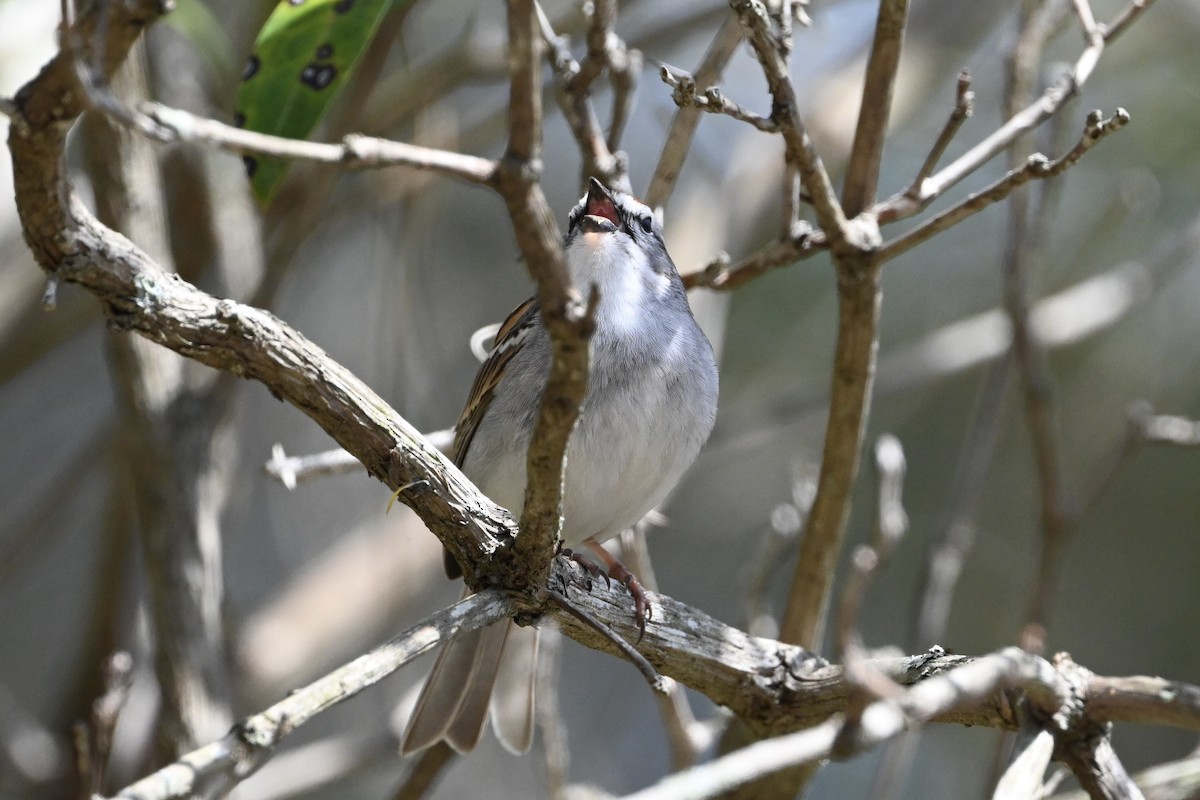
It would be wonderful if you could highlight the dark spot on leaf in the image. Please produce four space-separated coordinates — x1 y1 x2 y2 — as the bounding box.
334 0 354 12
300 63 337 90
315 43 333 60
242 54 260 81
243 155 258 177
232 112 245 128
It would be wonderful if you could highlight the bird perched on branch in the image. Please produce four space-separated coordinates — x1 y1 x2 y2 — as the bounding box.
402 178 718 755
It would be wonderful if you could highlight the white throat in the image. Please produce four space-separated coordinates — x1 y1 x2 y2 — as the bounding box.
565 234 667 332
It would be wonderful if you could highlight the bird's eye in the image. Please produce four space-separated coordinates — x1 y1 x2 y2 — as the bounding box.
638 215 653 234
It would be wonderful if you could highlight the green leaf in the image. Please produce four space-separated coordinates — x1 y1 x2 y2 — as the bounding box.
235 0 396 207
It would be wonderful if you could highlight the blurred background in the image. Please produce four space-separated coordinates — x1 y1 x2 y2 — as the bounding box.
1 0 1197 798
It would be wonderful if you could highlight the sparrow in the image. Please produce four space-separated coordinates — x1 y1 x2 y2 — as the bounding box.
401 178 718 755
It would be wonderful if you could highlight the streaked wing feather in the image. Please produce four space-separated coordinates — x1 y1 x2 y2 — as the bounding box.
451 297 539 466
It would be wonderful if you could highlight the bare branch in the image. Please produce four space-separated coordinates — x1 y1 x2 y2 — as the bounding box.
617 648 1062 800
645 14 743 210
263 431 454 490
904 70 975 201
536 1 626 190
658 64 781 133
143 104 499 183
730 0 849 242
682 226 825 291
842 0 911 215
879 109 1129 262
107 592 515 800
873 0 1156 225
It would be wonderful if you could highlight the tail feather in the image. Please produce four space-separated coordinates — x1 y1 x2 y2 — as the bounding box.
490 624 539 755
444 622 509 753
402 608 541 756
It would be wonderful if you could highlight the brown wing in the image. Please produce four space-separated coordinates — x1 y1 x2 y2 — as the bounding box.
451 297 539 468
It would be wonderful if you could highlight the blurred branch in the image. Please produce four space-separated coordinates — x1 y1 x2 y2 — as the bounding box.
841 0 910 215
80 37 234 752
877 203 1200 393
75 652 135 796
992 708 1056 800
107 592 516 800
262 444 366 490
879 108 1130 262
534 629 571 799
873 0 1156 225
1049 754 1200 800
1004 0 1077 662
1138 410 1200 448
262 429 453 489
834 435 909 663
390 743 456 800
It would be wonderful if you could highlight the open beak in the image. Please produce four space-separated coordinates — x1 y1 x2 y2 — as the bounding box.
581 177 619 234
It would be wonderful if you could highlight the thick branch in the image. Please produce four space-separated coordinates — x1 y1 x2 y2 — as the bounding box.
7 6 513 581
103 565 1200 799
498 0 593 592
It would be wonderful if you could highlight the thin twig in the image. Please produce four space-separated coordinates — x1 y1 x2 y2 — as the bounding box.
262 431 454 489
872 0 1156 226
108 591 515 800
658 64 780 133
645 13 743 210
835 435 909 662
878 109 1129 261
730 0 849 243
535 0 626 190
904 70 975 200
150 104 498 183
682 226 825 291
547 588 662 690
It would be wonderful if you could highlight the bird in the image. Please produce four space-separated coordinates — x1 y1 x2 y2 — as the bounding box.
401 178 719 756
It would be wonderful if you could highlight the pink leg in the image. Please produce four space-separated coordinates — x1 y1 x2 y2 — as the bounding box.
583 539 652 639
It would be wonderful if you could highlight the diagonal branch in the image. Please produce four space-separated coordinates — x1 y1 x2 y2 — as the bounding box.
841 0 911 215
108 591 516 800
100 566 1200 800
878 108 1129 261
730 0 849 243
645 13 743 210
873 0 1156 226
